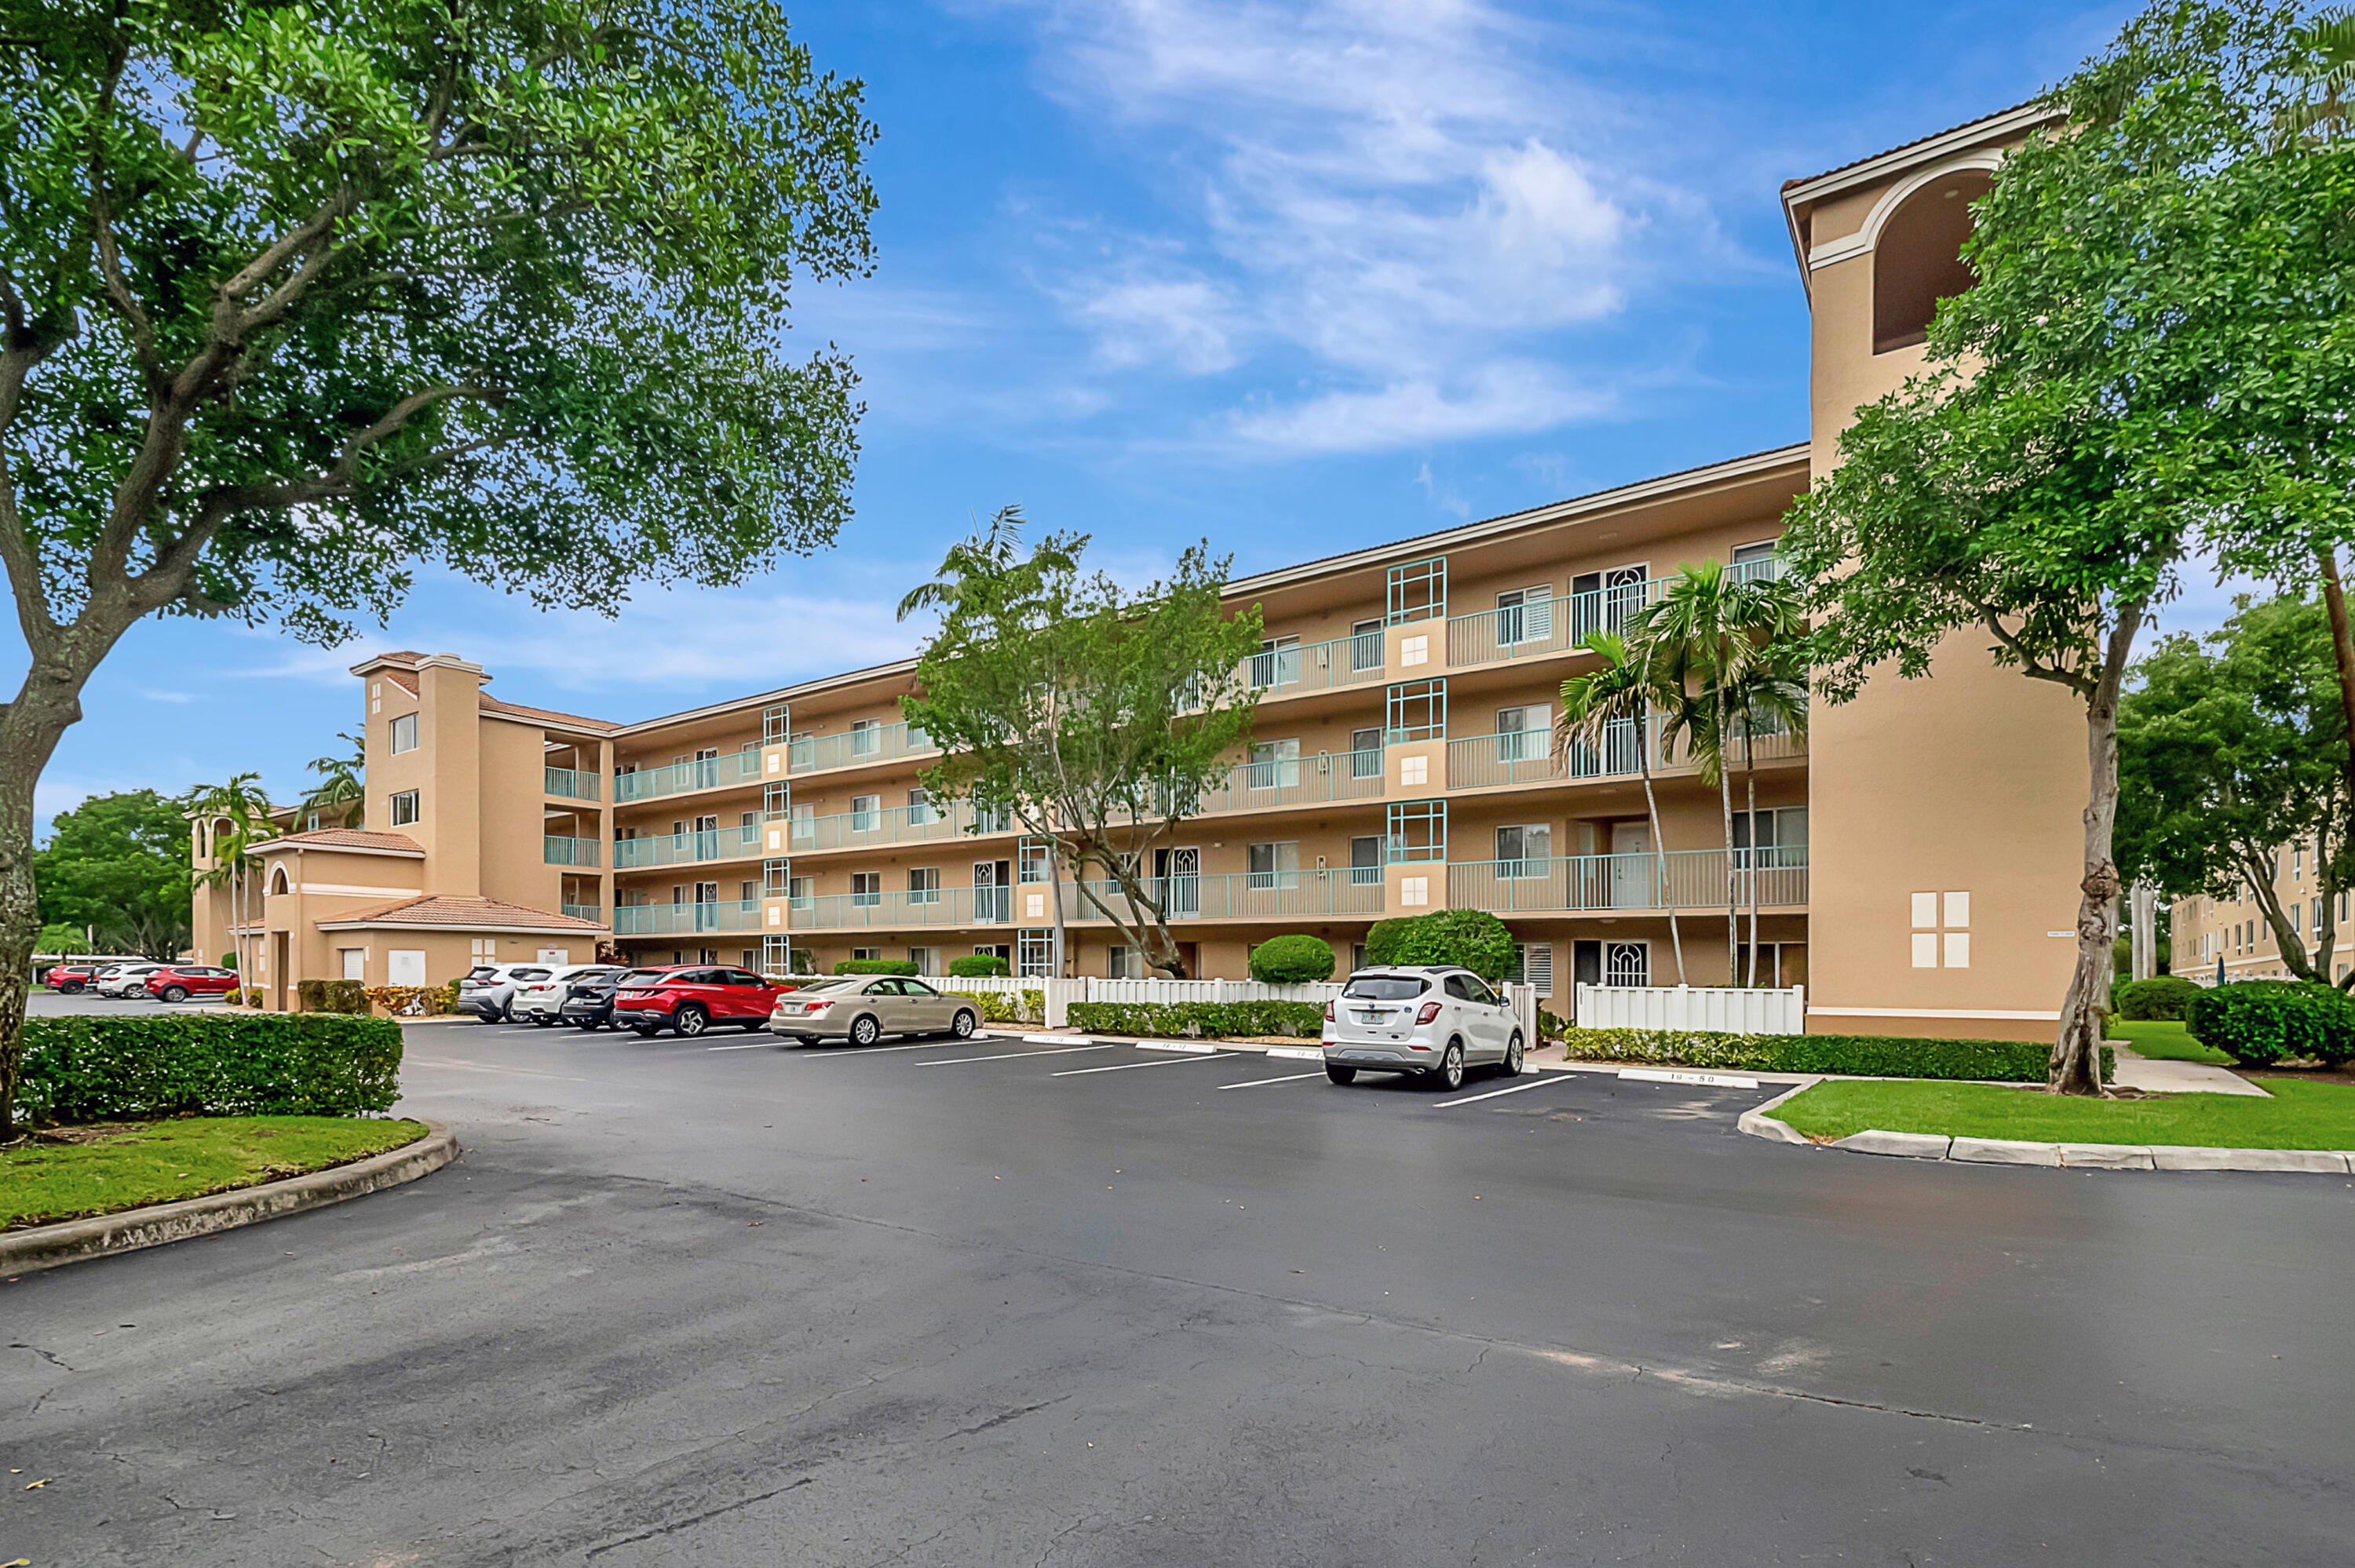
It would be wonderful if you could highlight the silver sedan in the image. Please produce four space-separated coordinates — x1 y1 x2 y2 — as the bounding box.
769 976 980 1048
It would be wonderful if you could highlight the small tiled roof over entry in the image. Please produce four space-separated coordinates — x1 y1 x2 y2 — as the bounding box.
313 894 608 932
255 829 425 855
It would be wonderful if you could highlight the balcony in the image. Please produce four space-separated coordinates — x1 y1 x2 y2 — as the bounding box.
1236 630 1386 697
1445 724 1804 791
545 766 600 800
1187 748 1386 815
1446 848 1808 913
615 899 762 936
614 749 763 804
1443 559 1782 670
561 903 602 924
790 798 1006 853
795 883 1016 931
1065 871 1385 923
788 720 937 776
612 824 762 869
544 835 601 867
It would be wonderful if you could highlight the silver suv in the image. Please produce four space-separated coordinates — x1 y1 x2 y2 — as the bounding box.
455 962 553 1023
1321 965 1524 1090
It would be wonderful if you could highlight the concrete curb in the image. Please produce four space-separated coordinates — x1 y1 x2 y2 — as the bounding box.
1733 1094 2355 1175
0 1120 460 1276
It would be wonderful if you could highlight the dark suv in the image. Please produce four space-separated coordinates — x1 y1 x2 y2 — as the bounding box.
559 966 672 1031
610 965 783 1037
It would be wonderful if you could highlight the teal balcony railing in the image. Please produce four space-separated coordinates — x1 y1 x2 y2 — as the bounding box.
545 766 600 800
1237 630 1386 696
787 720 937 776
1447 847 1808 913
543 835 601 867
614 899 762 936
1063 871 1384 923
612 823 762 869
1444 558 1783 669
1445 722 1803 791
613 749 763 804
560 903 602 924
795 883 1015 931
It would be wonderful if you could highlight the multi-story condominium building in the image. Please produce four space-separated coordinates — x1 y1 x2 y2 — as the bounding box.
194 103 2093 1041
2169 860 2354 986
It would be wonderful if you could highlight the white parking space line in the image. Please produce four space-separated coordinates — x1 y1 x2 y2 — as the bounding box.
1051 1052 1238 1078
785 1038 994 1060
918 1045 1123 1067
706 1040 780 1052
1431 1076 1572 1109
1217 1070 1327 1091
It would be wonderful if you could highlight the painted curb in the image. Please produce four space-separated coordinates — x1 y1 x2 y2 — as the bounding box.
1734 1081 1820 1146
1832 1129 1952 1159
0 1121 459 1277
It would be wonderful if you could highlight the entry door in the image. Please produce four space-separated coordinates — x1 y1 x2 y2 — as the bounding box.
1156 847 1199 918
272 931 290 1011
1609 821 1652 909
974 861 1010 924
693 814 719 861
694 881 719 931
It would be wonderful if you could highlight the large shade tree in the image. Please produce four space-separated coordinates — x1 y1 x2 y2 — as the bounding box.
0 0 878 1132
35 788 192 957
1782 0 2355 1094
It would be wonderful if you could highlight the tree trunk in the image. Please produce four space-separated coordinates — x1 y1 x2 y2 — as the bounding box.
1636 719 1685 983
1742 727 1759 987
0 664 96 1137
1718 697 1739 988
2050 608 2142 1096
2317 550 2355 816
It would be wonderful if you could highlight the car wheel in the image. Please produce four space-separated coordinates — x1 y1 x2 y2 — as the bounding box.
1325 1062 1357 1085
1429 1040 1466 1092
674 1004 710 1038
1500 1032 1524 1078
60 983 82 994
950 1009 977 1040
849 1013 882 1047
161 985 188 1003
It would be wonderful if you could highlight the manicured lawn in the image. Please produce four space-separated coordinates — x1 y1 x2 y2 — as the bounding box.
1774 1078 2355 1150
2 1117 429 1231
2112 1019 2232 1065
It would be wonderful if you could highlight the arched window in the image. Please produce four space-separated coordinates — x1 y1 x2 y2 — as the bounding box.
1871 169 1991 354
268 864 290 897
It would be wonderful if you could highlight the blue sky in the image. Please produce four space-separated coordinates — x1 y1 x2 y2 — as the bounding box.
29 0 2251 828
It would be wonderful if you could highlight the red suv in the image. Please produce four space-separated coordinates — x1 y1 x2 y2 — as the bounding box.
610 965 782 1037
45 962 103 993
141 965 240 1002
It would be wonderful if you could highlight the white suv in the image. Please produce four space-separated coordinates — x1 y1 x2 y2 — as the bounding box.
1321 965 1524 1091
511 963 621 1025
96 963 168 997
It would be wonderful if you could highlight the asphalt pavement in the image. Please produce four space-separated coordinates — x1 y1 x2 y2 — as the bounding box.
6 1016 2353 1565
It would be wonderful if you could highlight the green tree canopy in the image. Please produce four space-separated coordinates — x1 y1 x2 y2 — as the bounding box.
900 510 1265 978
0 0 878 1132
36 789 192 957
2118 593 2350 985
1781 0 2355 1092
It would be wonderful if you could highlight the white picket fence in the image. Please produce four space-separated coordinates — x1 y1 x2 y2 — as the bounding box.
934 972 1539 1044
1573 983 1806 1036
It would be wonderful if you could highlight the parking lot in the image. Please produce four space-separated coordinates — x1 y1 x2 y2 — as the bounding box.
9 1015 2355 1565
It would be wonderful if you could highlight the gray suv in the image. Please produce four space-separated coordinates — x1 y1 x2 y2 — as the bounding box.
1320 965 1524 1090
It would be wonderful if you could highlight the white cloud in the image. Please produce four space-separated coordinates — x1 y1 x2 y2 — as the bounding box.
1004 0 1686 448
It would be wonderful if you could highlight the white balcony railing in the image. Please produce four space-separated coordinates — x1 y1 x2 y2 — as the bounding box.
1448 848 1808 913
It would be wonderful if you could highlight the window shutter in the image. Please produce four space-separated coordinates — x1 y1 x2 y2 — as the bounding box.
1521 585 1553 640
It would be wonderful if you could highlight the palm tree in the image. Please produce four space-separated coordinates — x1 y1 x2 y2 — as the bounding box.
1557 631 1685 983
303 731 365 828
2276 13 2355 145
186 774 274 994
1722 651 1810 984
1634 561 1806 986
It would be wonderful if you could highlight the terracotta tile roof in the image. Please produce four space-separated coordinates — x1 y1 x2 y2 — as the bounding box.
255 828 425 855
1783 100 2060 192
479 692 619 733
314 894 608 932
384 669 418 695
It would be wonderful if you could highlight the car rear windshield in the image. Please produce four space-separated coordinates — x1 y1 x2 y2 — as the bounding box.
790 978 862 994
1342 975 1428 1001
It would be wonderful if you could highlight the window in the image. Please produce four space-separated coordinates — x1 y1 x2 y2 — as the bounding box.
1345 974 1429 1001
790 801 815 841
1513 942 1555 995
1386 678 1446 743
389 711 418 754
851 872 882 908
907 787 935 826
1386 556 1447 625
853 947 881 963
1351 943 1368 972
1731 540 1782 582
1247 841 1299 890
1248 738 1301 791
908 720 930 750
390 790 419 826
850 794 880 831
788 876 814 909
1018 840 1053 883
1495 585 1554 647
909 947 937 976
851 719 881 756
1017 928 1053 979
1911 889 1970 968
1496 824 1552 876
1350 835 1384 886
1351 618 1384 673
1605 941 1650 986
388 949 427 986
1496 706 1549 763
1873 167 1992 353
1388 800 1446 862
1350 727 1382 778
1251 635 1302 691
909 866 941 904
1108 944 1136 979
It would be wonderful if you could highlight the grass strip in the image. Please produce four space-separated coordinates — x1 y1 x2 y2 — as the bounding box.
2112 1019 2233 1065
1772 1078 2355 1150
3 1116 429 1231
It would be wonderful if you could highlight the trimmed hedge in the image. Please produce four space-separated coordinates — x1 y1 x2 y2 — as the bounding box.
295 979 370 1014
834 958 920 976
2113 975 2203 1022
941 986 1044 1025
948 954 1010 978
1564 1026 2114 1083
2187 980 2355 1067
1364 917 1418 968
17 1012 404 1127
1248 934 1335 984
1389 908 1517 980
1068 1000 1327 1039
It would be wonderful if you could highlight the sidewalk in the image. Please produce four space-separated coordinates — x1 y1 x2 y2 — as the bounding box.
2109 1045 2268 1098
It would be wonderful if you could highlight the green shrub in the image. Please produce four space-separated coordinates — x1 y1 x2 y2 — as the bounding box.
217 952 237 970
2113 975 2203 1021
940 986 1044 1025
949 954 1010 977
294 979 368 1014
2186 981 2355 1067
1068 1000 1327 1039
1364 917 1418 968
1389 909 1517 980
1539 1007 1567 1041
296 978 328 1012
1248 934 1335 984
1564 1026 2114 1083
16 1012 405 1127
834 958 920 976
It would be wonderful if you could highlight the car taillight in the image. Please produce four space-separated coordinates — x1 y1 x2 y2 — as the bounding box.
1415 1001 1441 1025
1324 1001 1335 1022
